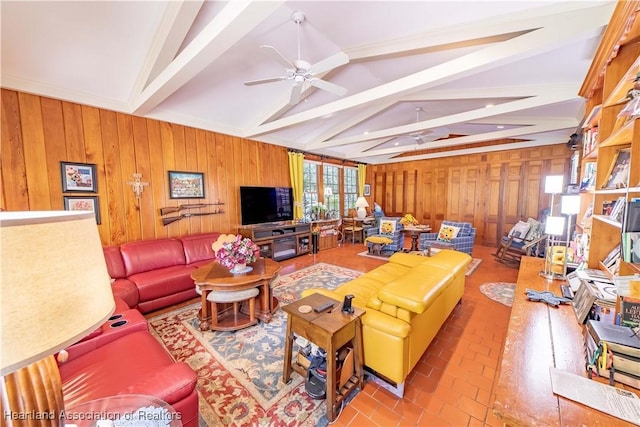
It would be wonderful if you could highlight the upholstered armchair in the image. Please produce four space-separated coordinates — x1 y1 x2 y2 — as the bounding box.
418 221 476 255
364 217 405 254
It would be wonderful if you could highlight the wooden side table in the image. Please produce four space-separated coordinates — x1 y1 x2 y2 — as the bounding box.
282 293 365 422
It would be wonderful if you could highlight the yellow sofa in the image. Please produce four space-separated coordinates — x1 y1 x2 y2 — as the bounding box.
301 249 471 395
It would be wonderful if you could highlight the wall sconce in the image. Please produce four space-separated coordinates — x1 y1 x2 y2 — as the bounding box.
540 215 566 280
127 173 149 198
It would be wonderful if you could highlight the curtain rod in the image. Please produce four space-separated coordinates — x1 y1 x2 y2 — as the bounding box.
288 149 367 166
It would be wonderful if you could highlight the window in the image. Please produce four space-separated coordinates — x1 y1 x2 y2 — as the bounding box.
343 167 358 216
303 162 318 221
323 164 340 215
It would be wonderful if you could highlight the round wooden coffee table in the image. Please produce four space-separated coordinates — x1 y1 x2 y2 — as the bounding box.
191 258 281 331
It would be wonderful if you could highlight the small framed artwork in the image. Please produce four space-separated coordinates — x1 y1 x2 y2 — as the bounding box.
603 148 631 189
63 196 101 224
363 184 371 197
60 161 97 192
168 171 205 199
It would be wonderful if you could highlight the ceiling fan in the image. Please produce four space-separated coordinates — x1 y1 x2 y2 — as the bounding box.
403 107 450 144
243 11 349 106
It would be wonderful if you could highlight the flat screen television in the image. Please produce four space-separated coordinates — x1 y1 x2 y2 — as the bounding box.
240 186 294 225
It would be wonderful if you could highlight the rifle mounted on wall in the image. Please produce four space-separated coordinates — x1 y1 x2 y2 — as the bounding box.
160 203 222 216
162 211 224 226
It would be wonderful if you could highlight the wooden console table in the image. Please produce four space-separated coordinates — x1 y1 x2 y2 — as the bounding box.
493 257 638 426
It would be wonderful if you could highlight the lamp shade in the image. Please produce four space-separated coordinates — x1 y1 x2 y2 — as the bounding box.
560 195 581 215
544 175 564 194
355 197 369 208
544 216 566 236
1 211 115 375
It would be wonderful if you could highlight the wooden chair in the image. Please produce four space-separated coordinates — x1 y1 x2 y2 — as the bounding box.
342 211 364 244
494 234 546 267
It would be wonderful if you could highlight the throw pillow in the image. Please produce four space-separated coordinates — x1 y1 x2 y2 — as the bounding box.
379 220 396 235
508 221 531 239
437 225 460 242
524 218 543 241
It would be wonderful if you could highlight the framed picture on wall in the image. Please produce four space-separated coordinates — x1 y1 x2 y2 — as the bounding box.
168 171 205 199
60 161 97 192
63 196 101 224
363 184 371 196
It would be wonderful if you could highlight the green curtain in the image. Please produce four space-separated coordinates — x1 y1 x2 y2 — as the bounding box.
357 164 367 197
288 152 305 220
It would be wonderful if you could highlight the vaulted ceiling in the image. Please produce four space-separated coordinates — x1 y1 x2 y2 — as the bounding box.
1 1 615 164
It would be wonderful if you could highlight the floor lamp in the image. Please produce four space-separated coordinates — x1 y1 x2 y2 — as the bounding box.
544 175 564 216
1 211 115 427
540 215 566 279
561 194 581 278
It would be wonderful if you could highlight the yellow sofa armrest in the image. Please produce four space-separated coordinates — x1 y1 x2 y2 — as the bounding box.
360 308 411 338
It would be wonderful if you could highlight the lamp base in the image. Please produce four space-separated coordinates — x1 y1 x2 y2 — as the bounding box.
2 355 64 426
356 207 367 219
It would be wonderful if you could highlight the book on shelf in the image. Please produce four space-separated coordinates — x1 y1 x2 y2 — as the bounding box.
620 296 640 328
586 319 640 358
625 200 640 232
609 197 626 224
621 232 640 263
584 328 640 388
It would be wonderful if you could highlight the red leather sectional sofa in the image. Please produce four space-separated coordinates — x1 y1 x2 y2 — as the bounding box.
59 232 222 427
104 232 221 313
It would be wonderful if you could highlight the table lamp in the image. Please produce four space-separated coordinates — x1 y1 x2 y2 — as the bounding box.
355 197 369 219
561 194 581 277
1 211 115 426
540 215 566 279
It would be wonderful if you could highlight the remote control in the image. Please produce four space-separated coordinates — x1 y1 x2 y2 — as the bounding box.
314 302 334 313
560 285 574 299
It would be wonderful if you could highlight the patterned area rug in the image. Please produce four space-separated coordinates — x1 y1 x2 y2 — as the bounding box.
148 263 362 427
357 251 482 276
479 282 517 307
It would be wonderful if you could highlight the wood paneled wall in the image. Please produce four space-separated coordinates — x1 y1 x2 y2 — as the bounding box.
2 89 571 248
1 89 291 246
371 146 572 245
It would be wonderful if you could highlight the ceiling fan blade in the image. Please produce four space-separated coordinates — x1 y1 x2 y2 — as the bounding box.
288 83 303 105
244 76 286 86
308 52 349 75
309 78 347 97
417 129 450 144
260 45 295 69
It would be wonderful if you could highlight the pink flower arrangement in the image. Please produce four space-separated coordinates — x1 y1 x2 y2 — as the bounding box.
214 235 260 269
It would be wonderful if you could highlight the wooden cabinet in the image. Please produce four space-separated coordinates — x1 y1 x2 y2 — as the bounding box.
310 218 340 250
579 32 640 275
238 222 311 261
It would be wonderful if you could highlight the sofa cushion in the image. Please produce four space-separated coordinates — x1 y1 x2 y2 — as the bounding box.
362 262 411 283
508 220 530 239
180 232 221 265
129 265 197 303
443 220 472 237
120 238 186 276
378 264 453 314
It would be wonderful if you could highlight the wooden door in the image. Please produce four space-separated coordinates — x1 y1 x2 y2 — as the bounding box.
484 164 503 246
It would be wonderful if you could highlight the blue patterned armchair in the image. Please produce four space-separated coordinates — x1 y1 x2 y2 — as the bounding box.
418 220 476 255
364 217 404 254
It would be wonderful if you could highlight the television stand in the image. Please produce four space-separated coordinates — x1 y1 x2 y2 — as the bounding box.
238 222 311 261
